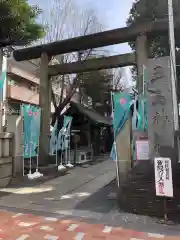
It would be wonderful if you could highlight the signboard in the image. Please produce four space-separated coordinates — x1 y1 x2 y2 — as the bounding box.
136 140 149 160
154 157 173 197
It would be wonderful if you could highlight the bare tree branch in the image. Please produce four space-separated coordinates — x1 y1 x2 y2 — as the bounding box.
31 0 104 124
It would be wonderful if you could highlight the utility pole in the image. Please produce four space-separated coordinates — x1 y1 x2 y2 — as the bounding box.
168 0 180 160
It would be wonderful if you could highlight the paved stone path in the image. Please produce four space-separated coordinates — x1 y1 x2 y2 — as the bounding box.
0 160 179 239
0 210 178 240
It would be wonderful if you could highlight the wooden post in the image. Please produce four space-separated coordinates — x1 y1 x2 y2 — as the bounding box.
39 53 51 165
164 198 168 221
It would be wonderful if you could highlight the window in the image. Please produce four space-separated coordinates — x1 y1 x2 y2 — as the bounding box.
8 79 16 86
29 85 39 93
8 102 21 115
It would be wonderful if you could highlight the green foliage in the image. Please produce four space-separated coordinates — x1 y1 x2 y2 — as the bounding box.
80 67 112 115
126 0 178 57
127 0 180 95
0 0 45 46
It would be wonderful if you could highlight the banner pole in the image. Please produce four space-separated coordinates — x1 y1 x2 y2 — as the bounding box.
29 136 32 175
60 133 63 165
68 134 70 164
111 92 120 187
56 132 58 166
36 140 39 171
21 105 25 176
36 108 40 172
0 49 3 133
66 131 73 168
34 107 43 178
68 134 71 164
65 132 68 166
57 127 66 171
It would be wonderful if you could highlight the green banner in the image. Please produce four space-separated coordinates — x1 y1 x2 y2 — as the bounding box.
23 104 40 158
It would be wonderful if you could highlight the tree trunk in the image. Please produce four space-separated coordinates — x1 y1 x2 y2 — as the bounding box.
51 85 77 129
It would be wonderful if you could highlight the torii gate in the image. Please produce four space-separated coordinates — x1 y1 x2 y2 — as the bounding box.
13 17 180 177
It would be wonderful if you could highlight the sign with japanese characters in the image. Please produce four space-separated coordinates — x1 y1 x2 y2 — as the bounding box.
22 104 40 158
146 57 174 158
154 157 173 197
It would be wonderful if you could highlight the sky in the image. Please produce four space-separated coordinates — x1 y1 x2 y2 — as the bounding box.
29 0 134 85
76 0 134 86
29 0 133 54
77 0 133 55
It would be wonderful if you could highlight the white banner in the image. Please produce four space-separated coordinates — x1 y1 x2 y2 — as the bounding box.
154 157 173 197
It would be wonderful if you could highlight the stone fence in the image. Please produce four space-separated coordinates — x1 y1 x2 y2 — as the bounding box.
0 132 14 188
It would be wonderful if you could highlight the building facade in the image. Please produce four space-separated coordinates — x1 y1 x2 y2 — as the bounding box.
5 57 66 116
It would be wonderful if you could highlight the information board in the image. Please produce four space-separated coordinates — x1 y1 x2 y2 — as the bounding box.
154 157 173 197
136 140 149 160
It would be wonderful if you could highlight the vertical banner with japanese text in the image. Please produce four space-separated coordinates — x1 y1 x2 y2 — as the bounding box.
0 56 7 130
63 115 72 133
154 157 173 197
0 55 6 91
57 115 73 151
23 104 41 158
49 115 73 154
110 92 133 160
49 121 57 155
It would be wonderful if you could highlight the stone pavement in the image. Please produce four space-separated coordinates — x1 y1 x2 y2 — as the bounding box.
0 160 179 239
0 160 116 217
0 210 179 240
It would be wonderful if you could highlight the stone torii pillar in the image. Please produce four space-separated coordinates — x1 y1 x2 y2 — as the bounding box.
39 53 51 164
135 34 148 93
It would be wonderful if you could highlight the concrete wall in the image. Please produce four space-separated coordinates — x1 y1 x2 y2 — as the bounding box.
6 114 23 175
0 132 14 187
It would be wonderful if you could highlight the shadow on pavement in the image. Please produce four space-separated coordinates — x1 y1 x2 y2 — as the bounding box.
0 171 70 199
74 179 117 214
